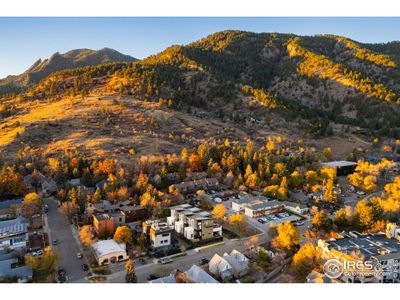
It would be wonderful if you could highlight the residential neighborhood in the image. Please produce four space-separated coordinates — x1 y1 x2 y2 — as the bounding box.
1 136 400 285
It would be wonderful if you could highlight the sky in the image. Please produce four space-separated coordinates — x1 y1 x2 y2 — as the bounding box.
1 17 400 78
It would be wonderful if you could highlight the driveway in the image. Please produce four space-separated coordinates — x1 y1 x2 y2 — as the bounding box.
44 197 89 283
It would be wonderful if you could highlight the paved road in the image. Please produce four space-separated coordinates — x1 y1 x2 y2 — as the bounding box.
45 197 89 283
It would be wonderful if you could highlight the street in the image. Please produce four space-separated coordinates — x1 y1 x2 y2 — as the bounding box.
45 197 89 283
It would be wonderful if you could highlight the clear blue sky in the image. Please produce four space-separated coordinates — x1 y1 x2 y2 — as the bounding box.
1 17 400 78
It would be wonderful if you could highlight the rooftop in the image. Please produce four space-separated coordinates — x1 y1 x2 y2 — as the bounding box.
235 195 270 205
170 204 192 211
120 205 144 212
0 258 32 280
247 200 283 211
151 222 173 233
92 239 126 257
0 217 29 238
94 213 113 221
0 198 23 210
321 161 357 168
283 201 307 209
325 232 400 260
151 265 219 283
185 264 219 283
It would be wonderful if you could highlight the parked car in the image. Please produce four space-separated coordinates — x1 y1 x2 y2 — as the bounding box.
199 258 209 265
147 274 159 281
159 257 173 264
257 219 265 224
82 264 89 272
294 221 305 226
52 239 58 246
76 252 83 259
35 249 44 256
44 204 49 213
57 268 66 277
139 258 146 265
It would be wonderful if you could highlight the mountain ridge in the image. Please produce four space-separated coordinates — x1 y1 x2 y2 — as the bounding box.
2 30 400 163
18 30 400 139
0 48 137 96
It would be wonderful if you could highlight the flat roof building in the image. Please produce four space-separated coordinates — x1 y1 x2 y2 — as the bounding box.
244 200 284 218
321 161 357 176
318 231 400 283
92 239 129 265
142 220 173 249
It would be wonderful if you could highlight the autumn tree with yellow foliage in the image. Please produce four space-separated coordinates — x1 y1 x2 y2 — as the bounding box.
323 179 337 205
113 226 133 244
212 204 227 221
25 246 58 282
79 225 95 246
228 213 248 236
291 243 321 280
272 221 301 255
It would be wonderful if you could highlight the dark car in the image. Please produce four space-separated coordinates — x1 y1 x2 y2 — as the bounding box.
57 268 66 282
52 239 58 246
139 258 146 265
82 264 89 272
58 275 66 283
57 268 65 276
199 258 209 265
147 274 159 281
257 219 265 224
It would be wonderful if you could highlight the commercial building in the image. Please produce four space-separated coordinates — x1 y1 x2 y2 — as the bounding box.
232 195 308 218
318 231 400 283
0 217 29 251
244 200 283 218
92 239 129 265
231 195 269 212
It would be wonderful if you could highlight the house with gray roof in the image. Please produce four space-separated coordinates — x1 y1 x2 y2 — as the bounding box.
0 257 32 282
